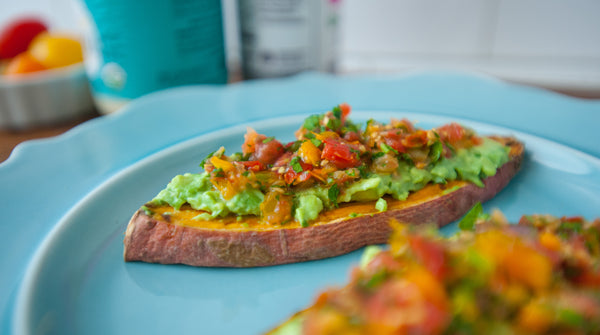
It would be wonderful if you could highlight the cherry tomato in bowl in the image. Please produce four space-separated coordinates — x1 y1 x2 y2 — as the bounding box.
0 18 47 59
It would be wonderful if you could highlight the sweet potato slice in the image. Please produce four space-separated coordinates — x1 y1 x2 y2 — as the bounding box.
123 137 524 267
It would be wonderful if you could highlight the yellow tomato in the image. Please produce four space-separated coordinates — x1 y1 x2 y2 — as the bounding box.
28 33 83 69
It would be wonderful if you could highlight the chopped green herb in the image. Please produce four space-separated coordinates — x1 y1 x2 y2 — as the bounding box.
262 137 274 143
372 151 385 159
213 168 224 178
361 269 387 290
328 183 340 207
327 118 341 131
350 212 358 218
200 150 217 166
358 164 369 178
290 156 303 173
332 105 342 119
430 140 443 162
310 138 322 147
242 170 250 177
380 143 399 154
303 115 321 131
287 140 303 152
458 202 484 231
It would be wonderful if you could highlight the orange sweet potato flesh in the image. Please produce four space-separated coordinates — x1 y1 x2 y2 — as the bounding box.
123 137 523 267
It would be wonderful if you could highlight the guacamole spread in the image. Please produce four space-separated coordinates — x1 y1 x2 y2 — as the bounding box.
151 104 509 227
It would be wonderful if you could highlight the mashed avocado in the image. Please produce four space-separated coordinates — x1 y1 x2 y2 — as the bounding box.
152 138 508 225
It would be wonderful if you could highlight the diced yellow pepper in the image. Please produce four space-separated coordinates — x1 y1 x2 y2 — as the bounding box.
298 140 321 166
210 156 235 173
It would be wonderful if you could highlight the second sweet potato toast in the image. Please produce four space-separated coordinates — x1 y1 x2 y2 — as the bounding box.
124 104 524 267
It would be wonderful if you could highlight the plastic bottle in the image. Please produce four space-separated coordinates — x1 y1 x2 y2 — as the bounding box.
75 0 227 114
238 0 340 79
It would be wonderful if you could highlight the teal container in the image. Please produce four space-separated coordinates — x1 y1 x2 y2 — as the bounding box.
76 0 227 114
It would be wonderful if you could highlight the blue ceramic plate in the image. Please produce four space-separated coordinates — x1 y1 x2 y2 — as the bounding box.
2 72 600 334
12 111 600 335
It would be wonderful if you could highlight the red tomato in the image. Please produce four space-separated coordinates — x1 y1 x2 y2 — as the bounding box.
403 129 429 148
239 160 265 172
382 130 407 153
339 102 351 124
321 138 361 169
284 160 313 184
437 123 465 143
0 18 47 59
408 235 447 280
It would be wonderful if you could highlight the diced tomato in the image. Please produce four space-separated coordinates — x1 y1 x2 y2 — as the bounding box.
365 277 449 333
273 151 292 167
284 161 313 185
321 137 361 169
381 130 407 153
391 118 416 133
408 235 447 280
242 128 262 155
343 131 360 142
253 138 284 165
239 160 265 172
402 130 429 148
242 128 284 165
437 123 465 144
339 102 351 124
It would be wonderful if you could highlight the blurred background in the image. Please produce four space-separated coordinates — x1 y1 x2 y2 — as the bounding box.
1 0 599 159
2 0 599 91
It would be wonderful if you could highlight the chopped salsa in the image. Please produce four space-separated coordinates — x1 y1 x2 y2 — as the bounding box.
271 213 600 334
151 104 510 226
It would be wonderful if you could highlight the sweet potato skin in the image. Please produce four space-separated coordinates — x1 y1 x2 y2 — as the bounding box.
123 137 523 267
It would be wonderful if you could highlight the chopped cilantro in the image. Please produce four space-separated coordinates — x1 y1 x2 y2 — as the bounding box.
212 168 224 178
262 137 274 143
357 164 369 178
327 118 341 131
328 183 340 207
380 143 399 154
332 105 342 119
200 150 217 166
303 115 321 131
310 138 322 147
458 202 484 231
372 151 385 159
430 140 443 162
290 156 303 173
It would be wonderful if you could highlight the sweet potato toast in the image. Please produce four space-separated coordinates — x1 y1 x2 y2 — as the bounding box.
123 136 523 267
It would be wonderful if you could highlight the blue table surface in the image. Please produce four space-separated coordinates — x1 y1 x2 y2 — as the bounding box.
1 71 599 333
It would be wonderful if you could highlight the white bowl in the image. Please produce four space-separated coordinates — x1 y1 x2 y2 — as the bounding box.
0 63 95 129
